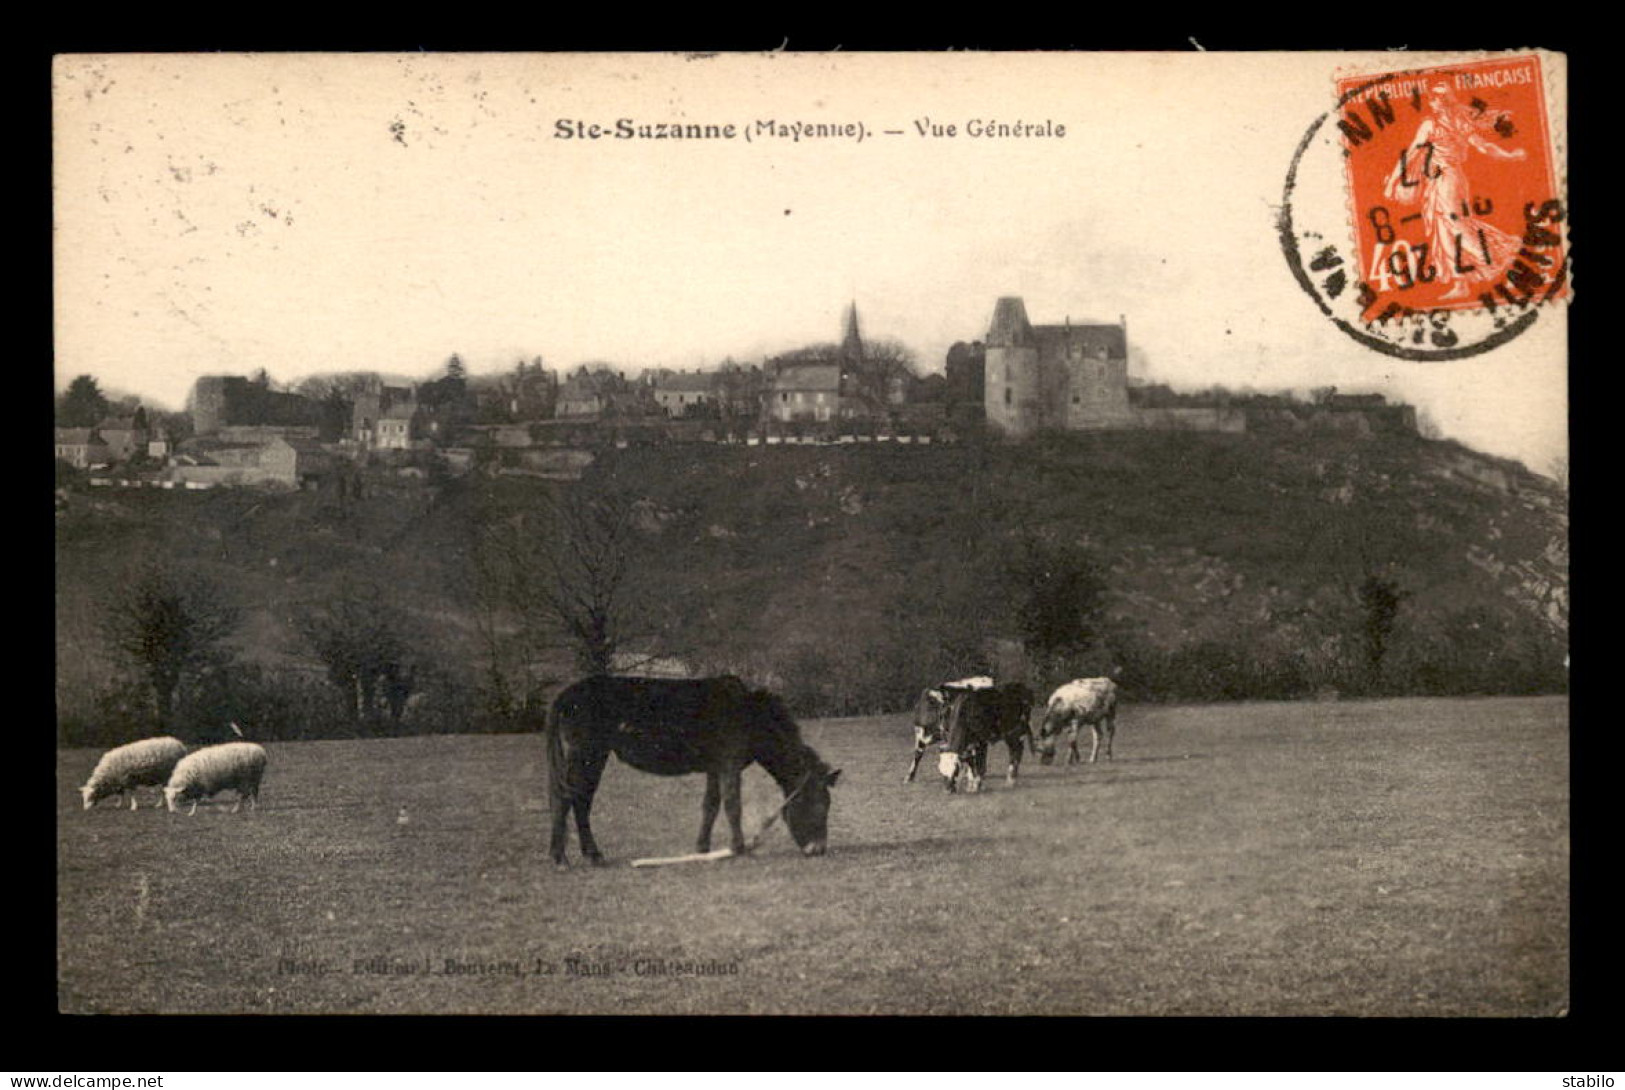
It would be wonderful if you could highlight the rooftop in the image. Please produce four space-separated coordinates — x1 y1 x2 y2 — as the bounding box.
771 363 841 391
654 372 720 393
1033 323 1127 360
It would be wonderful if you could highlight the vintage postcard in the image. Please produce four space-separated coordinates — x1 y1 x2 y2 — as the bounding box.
54 51 1568 1016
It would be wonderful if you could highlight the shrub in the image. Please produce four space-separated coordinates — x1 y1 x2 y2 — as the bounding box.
56 679 159 749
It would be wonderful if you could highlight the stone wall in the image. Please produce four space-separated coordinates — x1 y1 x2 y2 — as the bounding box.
1130 407 1248 433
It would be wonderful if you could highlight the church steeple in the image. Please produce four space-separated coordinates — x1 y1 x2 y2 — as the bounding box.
840 301 865 364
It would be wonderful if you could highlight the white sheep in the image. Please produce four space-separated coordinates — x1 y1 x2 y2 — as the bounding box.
163 742 268 815
81 737 188 811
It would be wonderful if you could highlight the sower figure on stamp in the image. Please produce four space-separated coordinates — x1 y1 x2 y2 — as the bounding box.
1383 81 1528 301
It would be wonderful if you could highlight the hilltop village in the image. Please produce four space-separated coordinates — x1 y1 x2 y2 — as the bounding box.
56 298 1418 489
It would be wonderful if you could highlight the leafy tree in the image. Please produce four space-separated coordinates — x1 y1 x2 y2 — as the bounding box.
421 356 467 405
317 386 353 443
103 567 241 727
57 374 110 428
1357 573 1410 690
151 407 193 446
419 356 477 437
477 357 555 423
296 584 416 733
912 372 947 403
1005 533 1111 669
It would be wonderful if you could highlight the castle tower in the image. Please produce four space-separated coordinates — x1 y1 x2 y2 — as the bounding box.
984 296 1042 436
190 376 229 435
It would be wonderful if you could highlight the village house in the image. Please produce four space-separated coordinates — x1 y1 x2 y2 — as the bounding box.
768 362 842 423
351 379 419 450
649 370 721 417
54 427 111 469
767 303 897 424
376 400 419 450
167 434 329 489
95 417 150 462
557 367 609 418
557 366 653 419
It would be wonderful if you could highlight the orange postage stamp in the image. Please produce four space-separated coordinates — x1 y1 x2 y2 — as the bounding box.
1335 54 1566 322
1280 50 1568 360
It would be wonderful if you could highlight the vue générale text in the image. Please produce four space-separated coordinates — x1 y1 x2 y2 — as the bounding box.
553 119 1067 142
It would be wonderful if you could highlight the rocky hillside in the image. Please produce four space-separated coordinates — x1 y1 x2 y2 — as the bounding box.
55 427 1568 739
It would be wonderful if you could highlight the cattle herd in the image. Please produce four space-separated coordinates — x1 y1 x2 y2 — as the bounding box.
911 676 1119 792
78 674 1119 868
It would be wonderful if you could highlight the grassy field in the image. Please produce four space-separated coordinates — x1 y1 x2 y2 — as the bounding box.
56 696 1568 1016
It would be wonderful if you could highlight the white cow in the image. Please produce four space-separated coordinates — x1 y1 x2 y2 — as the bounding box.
1035 678 1119 766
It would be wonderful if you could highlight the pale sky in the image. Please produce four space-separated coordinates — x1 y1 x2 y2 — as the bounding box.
53 52 1567 472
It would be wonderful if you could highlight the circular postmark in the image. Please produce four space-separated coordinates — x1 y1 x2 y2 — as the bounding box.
1278 53 1568 361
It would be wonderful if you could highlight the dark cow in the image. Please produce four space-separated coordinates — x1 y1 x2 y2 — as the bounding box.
545 675 841 867
904 675 994 783
1034 678 1119 765
937 682 1035 793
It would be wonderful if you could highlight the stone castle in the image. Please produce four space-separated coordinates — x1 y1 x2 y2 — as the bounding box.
983 297 1132 436
981 296 1249 437
191 375 324 435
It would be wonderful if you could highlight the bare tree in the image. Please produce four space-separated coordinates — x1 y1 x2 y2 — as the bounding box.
477 486 664 681
846 338 918 416
295 372 375 401
103 566 240 727
462 515 532 714
533 491 642 676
